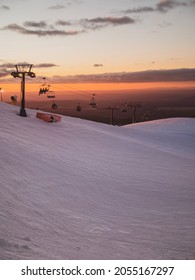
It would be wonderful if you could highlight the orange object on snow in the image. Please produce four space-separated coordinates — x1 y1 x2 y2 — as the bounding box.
36 112 61 123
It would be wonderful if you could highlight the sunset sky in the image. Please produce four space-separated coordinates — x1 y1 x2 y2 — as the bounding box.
0 0 195 96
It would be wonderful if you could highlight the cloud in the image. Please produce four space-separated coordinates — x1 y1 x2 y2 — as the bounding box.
48 0 82 9
94 64 103 67
34 63 58 68
0 5 10 10
0 62 57 79
0 72 9 78
1 16 135 37
122 0 188 14
10 62 57 68
1 1 190 39
88 16 134 25
0 62 57 69
0 63 13 69
1 23 84 36
0 62 17 78
24 21 48 29
119 68 195 82
81 16 135 30
50 68 195 83
55 20 71 26
48 4 66 10
156 0 187 13
123 7 155 14
0 68 10 78
1 67 195 83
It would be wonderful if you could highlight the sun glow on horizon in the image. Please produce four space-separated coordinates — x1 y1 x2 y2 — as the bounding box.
1 81 195 102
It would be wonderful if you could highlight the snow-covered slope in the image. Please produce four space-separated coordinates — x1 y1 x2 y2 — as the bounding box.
0 102 195 260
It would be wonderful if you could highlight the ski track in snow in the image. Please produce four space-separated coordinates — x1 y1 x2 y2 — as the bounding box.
0 102 195 259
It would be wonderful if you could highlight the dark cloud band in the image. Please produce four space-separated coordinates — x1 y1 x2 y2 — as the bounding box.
1 23 84 36
122 0 189 14
45 69 195 83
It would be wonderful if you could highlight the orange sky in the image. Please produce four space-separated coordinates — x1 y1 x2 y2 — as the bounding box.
1 81 195 94
1 80 195 103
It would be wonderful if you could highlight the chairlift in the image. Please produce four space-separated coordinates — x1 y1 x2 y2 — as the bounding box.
39 77 50 95
11 95 17 102
47 91 55 99
76 103 82 112
11 95 17 105
39 87 49 95
89 94 97 108
121 103 128 113
52 100 57 109
121 108 128 113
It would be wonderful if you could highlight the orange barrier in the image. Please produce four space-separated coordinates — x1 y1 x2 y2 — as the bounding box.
36 112 62 123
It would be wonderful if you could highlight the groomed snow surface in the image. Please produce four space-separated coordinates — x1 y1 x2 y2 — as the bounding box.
0 102 195 260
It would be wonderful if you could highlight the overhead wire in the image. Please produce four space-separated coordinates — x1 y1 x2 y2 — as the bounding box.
0 58 15 67
0 58 109 102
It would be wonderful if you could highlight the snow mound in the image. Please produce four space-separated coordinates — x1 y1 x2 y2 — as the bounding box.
0 102 195 260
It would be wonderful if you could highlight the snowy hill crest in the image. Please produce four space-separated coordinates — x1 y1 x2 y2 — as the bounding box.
0 103 195 260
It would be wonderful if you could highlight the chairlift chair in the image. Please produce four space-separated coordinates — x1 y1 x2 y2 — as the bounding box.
11 95 17 105
76 103 82 112
11 95 17 102
52 100 57 109
39 77 50 95
89 96 97 108
39 84 50 95
47 91 55 99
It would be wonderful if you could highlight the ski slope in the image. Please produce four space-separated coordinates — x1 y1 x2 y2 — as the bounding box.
0 102 195 260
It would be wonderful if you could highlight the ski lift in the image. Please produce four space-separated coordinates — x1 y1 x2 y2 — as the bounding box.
11 95 17 102
39 87 49 95
47 91 55 99
121 103 128 113
39 77 50 95
129 103 142 123
76 103 81 112
89 94 97 108
11 95 17 105
52 100 57 109
142 110 150 121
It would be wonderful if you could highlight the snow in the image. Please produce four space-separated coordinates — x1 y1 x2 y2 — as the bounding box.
0 102 195 260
